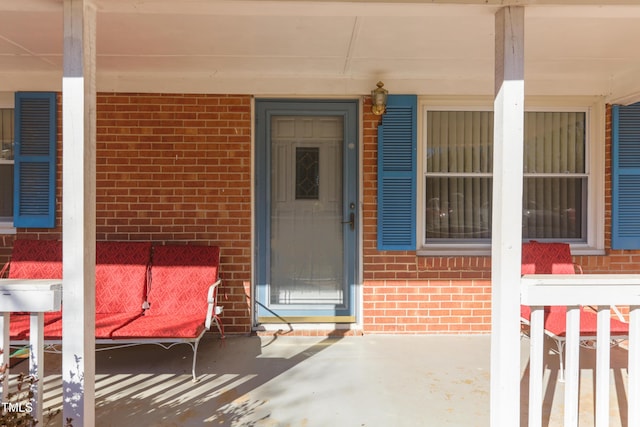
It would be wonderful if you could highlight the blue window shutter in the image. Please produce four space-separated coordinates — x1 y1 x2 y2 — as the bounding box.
612 103 640 249
13 92 57 228
377 95 417 250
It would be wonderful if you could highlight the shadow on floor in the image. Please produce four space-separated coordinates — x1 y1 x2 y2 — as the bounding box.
519 335 629 427
7 334 629 427
33 332 347 427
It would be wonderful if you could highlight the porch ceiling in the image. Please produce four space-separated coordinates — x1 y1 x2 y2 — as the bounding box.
2 0 640 102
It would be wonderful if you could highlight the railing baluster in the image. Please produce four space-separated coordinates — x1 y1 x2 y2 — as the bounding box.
565 306 581 427
528 306 544 427
595 306 610 427
0 312 9 401
521 275 640 426
629 306 640 427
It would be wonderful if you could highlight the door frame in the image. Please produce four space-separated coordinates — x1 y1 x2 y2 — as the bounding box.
254 99 360 324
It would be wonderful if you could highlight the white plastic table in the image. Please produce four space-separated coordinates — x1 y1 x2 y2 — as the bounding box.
0 279 62 423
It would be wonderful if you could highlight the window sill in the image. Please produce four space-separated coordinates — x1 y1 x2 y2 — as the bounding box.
0 223 16 235
417 244 492 257
417 243 605 257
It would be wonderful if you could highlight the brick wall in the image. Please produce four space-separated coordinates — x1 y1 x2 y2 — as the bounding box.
360 101 640 333
94 93 252 334
2 97 640 335
1 93 252 334
362 98 492 333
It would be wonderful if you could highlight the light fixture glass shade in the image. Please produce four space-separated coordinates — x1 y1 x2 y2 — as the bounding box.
371 81 388 115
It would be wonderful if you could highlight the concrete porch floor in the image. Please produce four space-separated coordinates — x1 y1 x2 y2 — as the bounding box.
9 334 630 426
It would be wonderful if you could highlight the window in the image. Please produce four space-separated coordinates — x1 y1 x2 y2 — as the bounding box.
425 110 493 240
418 98 604 254
522 112 585 240
0 108 14 229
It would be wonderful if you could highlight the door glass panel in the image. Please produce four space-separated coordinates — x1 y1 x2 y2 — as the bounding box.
295 147 320 200
270 116 344 305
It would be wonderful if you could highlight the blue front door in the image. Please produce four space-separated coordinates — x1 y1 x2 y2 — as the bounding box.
255 100 358 322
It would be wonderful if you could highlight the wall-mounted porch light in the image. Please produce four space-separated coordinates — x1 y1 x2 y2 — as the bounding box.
371 81 388 116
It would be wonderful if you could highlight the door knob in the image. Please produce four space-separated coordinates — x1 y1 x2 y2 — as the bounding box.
342 212 355 231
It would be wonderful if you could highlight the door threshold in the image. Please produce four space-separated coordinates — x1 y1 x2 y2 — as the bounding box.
253 321 363 336
257 316 356 324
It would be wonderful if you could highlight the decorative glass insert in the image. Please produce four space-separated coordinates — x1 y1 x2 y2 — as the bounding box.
296 147 319 200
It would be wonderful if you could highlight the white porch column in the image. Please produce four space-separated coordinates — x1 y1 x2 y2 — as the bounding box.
62 0 96 425
490 6 525 427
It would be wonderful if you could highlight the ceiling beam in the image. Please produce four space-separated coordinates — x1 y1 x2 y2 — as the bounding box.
88 0 640 16
607 68 640 105
0 0 61 12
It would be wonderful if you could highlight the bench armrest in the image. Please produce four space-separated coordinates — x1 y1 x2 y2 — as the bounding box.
205 278 222 330
0 259 9 278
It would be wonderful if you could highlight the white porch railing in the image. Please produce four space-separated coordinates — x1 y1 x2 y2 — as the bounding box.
521 274 640 427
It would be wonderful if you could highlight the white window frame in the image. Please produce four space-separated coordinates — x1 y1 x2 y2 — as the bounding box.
0 92 15 235
417 96 605 256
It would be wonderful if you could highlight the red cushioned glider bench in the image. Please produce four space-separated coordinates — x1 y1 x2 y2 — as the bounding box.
0 240 224 381
520 241 629 380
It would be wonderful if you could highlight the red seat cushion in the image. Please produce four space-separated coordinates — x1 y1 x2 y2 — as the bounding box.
39 312 144 340
521 242 575 314
110 314 206 339
111 245 220 340
8 312 63 340
521 242 629 339
10 241 149 341
540 308 629 338
146 245 220 317
95 241 151 314
7 240 63 339
8 240 62 279
521 241 575 275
